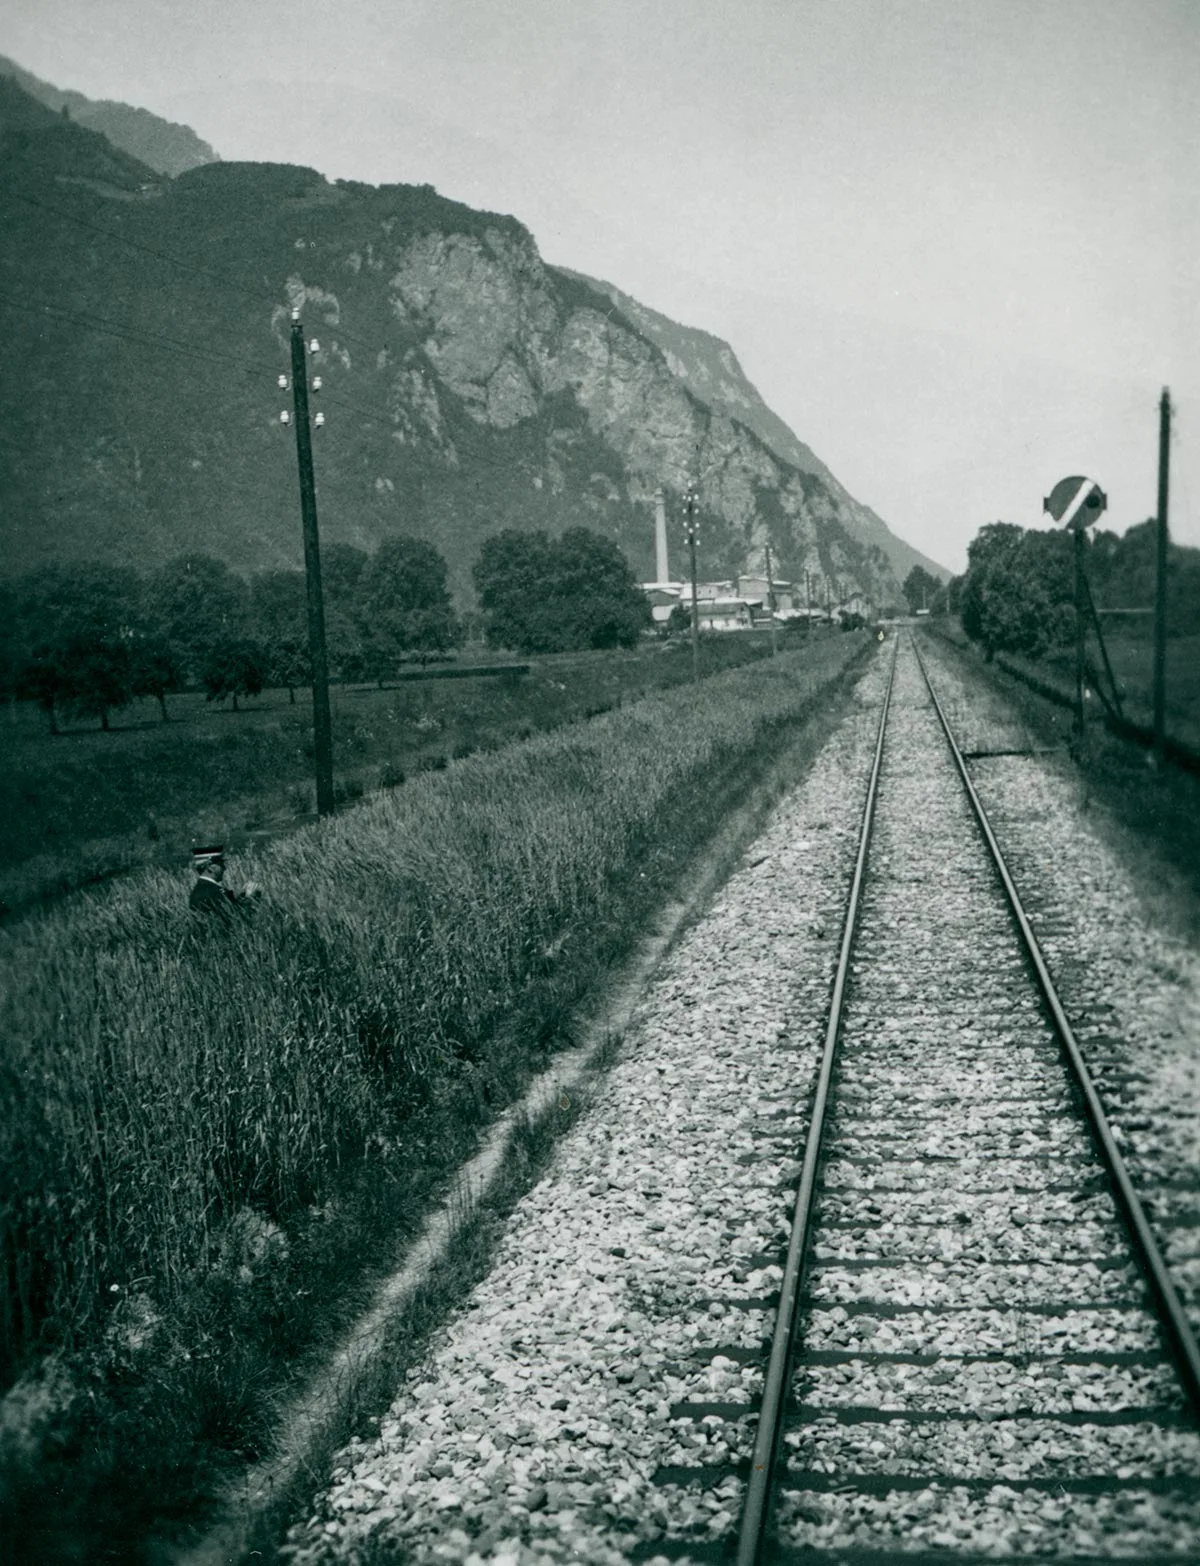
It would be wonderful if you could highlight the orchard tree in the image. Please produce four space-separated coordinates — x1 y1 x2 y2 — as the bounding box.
0 580 20 715
202 638 270 711
143 553 248 684
360 534 457 679
321 543 370 680
250 568 310 702
130 634 184 721
473 527 650 654
14 563 140 731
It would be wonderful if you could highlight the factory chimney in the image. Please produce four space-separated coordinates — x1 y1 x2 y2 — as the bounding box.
655 488 669 583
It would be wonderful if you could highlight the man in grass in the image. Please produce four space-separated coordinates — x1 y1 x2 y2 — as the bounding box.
189 846 259 916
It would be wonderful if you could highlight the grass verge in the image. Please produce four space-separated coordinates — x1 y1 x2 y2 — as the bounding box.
0 634 870 1563
0 631 801 920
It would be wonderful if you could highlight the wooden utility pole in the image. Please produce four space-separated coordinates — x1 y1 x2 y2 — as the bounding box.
684 481 700 682
1073 525 1087 735
1153 387 1171 765
289 311 335 815
764 544 778 656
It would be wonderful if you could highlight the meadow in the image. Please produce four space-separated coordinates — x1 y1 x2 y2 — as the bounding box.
1037 628 1200 750
0 630 794 919
0 631 867 1556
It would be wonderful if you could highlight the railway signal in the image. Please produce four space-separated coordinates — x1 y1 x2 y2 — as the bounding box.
1045 474 1107 736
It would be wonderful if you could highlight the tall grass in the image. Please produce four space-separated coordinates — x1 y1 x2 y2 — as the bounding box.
1 631 788 918
0 638 865 1540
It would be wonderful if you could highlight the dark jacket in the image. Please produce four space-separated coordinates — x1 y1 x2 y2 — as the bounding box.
189 875 239 916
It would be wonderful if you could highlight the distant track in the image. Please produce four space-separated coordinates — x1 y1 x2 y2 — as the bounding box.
729 630 1200 1562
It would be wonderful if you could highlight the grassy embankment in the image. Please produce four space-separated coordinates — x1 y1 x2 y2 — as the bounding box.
997 625 1200 753
921 622 1200 938
0 632 791 921
0 632 869 1560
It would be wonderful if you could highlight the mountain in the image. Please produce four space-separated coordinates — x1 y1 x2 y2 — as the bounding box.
1 74 906 609
0 74 163 194
563 270 949 584
0 55 218 176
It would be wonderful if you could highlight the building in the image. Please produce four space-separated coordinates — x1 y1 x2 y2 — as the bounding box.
835 590 872 622
737 574 795 615
640 582 686 626
696 596 757 632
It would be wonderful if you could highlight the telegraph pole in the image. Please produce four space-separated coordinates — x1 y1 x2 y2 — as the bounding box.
684 481 701 682
764 543 778 656
286 310 335 815
1073 524 1087 734
1153 387 1171 766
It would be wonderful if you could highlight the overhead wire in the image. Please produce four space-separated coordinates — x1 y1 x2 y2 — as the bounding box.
3 291 558 494
5 186 643 487
5 186 392 361
901 390 1155 496
0 291 282 380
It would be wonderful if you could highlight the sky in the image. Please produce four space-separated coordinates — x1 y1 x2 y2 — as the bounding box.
3 0 1198 572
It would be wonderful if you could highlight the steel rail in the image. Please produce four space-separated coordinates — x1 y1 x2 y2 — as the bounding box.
912 635 1200 1418
736 635 899 1566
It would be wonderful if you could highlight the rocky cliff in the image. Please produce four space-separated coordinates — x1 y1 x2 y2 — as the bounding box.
1 75 904 608
565 269 948 584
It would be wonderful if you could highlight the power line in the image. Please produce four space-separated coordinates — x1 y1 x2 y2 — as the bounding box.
0 291 280 380
902 391 1154 495
2 288 450 454
1 288 475 461
5 186 390 360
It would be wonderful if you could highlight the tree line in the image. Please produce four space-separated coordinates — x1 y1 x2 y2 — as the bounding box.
0 526 650 730
954 519 1200 661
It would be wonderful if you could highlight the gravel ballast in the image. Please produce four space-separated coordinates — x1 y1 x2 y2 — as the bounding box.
281 635 1200 1563
280 655 891 1563
772 641 1200 1558
920 635 1200 1334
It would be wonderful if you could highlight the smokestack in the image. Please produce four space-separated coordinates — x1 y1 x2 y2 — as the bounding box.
655 488 669 583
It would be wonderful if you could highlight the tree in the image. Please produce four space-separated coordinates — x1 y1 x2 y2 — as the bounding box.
666 600 693 636
0 580 21 716
473 527 650 654
202 638 269 711
554 528 652 649
902 565 946 616
321 543 370 680
960 522 1073 660
143 553 248 685
13 563 140 731
1088 520 1200 635
473 530 559 654
129 634 184 721
250 568 310 703
360 535 457 679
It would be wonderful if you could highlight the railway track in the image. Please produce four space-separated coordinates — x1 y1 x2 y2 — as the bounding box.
284 633 1200 1566
730 632 1200 1562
